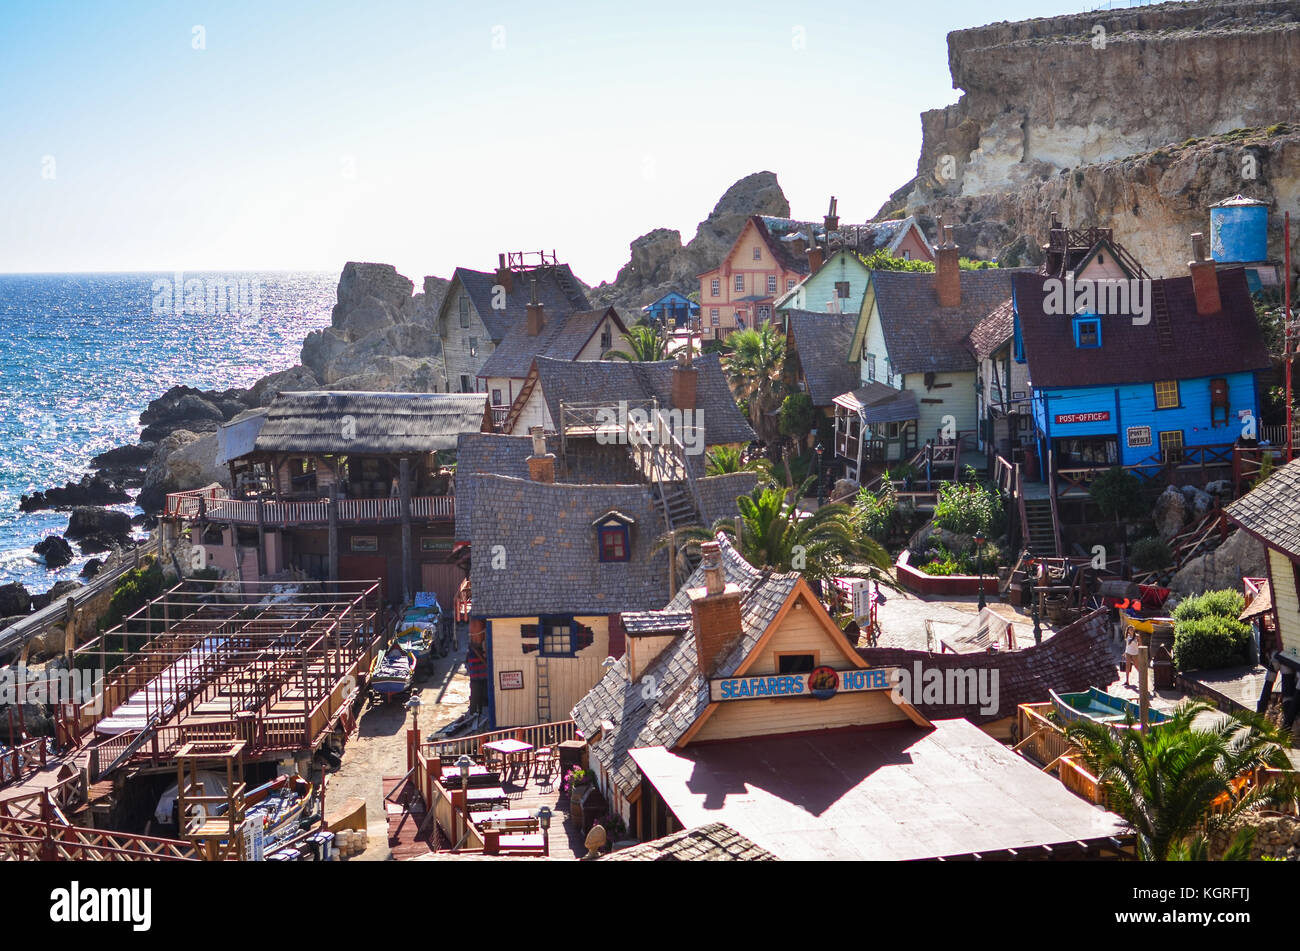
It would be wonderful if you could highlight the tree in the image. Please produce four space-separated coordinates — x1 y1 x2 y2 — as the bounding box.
603 324 670 362
661 479 891 588
1064 701 1294 861
1088 466 1145 523
778 392 816 441
723 324 787 441
704 446 775 485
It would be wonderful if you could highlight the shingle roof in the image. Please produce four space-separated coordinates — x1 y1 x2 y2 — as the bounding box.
1013 267 1271 388
696 472 761 526
571 534 800 797
832 382 919 424
621 611 692 637
478 308 625 381
1225 458 1300 562
785 311 859 407
871 268 1025 375
601 822 778 861
453 433 534 538
452 264 591 343
752 216 813 274
532 353 755 447
253 392 489 455
966 298 1016 361
468 474 669 617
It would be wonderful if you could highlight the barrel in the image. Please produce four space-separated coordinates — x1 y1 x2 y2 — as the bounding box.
1150 627 1176 689
1210 195 1268 264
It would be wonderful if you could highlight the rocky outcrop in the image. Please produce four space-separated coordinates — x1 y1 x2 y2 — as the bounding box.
1169 527 1266 596
880 2 1300 276
31 579 82 613
136 430 228 514
34 536 74 570
139 384 250 443
89 443 157 487
20 474 130 512
300 262 450 390
587 171 792 313
0 583 31 618
65 507 133 554
245 364 320 407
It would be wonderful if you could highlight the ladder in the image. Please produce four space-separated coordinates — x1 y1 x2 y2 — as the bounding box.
1151 281 1175 351
536 656 551 724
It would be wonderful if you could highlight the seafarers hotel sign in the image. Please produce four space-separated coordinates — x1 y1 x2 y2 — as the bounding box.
710 667 896 702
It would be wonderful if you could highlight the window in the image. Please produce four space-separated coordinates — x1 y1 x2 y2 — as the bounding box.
491 388 503 406
753 246 762 261
777 653 815 674
458 295 470 328
710 309 720 326
1154 380 1180 410
735 274 745 293
1072 316 1101 349
598 523 629 562
786 278 796 291
537 617 574 656
757 305 770 322
459 374 471 393
711 278 720 297
902 250 911 261
767 274 777 295
1159 430 1184 465
885 358 894 387
866 353 877 382
469 336 478 357
835 281 851 299
600 326 612 351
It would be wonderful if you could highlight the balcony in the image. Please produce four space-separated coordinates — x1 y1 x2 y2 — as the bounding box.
165 487 454 527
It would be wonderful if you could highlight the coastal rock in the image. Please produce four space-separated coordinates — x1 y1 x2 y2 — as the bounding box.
33 536 74 570
31 580 82 613
20 473 131 512
1169 529 1267 597
65 507 133 541
139 386 244 443
0 583 31 618
245 365 320 407
80 559 103 579
328 356 445 393
137 430 228 513
1152 486 1189 542
90 442 157 486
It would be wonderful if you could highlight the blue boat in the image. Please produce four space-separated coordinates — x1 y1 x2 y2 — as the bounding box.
1050 687 1169 731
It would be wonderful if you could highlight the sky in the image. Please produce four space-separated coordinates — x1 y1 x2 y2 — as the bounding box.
0 0 1106 285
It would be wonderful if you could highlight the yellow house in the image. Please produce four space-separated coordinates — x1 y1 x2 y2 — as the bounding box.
1226 459 1300 664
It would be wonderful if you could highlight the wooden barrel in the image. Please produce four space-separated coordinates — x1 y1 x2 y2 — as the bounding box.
1150 628 1176 689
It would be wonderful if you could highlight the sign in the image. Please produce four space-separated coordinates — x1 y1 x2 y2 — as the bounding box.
1054 411 1110 425
240 818 265 862
421 537 453 552
709 667 895 702
1126 425 1152 448
1011 391 1026 400
350 535 378 552
498 670 524 691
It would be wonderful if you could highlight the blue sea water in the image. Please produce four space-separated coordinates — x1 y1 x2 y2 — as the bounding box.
0 272 336 594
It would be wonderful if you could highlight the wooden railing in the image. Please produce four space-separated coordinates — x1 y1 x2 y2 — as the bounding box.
166 487 453 526
423 719 578 762
0 737 48 788
0 814 195 861
1014 703 1072 768
0 765 86 821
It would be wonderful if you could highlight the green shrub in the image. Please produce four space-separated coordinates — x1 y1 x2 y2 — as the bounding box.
1173 589 1246 623
778 392 815 439
1172 589 1251 671
1089 466 1146 522
932 480 1003 537
101 560 165 630
1130 536 1174 572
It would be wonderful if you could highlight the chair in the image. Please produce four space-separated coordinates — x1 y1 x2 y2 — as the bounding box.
532 747 555 789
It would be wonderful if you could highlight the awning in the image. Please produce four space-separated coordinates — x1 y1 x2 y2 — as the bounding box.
1241 581 1273 621
832 383 919 424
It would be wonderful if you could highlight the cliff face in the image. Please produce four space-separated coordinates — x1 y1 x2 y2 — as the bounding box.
885 0 1300 275
587 170 791 314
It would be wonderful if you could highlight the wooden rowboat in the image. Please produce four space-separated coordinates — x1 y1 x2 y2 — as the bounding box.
369 645 417 702
1050 687 1169 731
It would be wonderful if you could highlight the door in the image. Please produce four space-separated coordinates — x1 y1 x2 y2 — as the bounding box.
339 555 388 602
420 562 463 613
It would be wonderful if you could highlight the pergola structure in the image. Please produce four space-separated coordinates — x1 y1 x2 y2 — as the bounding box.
66 579 386 780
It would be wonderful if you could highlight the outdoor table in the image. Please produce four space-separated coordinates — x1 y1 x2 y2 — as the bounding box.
483 739 534 779
472 808 533 824
465 786 510 809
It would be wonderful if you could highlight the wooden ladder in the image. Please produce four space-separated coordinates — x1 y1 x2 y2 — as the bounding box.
1151 281 1175 351
500 371 539 435
536 656 551 724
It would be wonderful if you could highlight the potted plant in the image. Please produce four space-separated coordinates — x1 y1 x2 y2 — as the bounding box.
563 766 593 816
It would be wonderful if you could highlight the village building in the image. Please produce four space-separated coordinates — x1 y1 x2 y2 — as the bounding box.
833 228 1021 479
641 290 698 329
570 536 1128 857
165 390 490 607
435 252 590 395
696 215 812 341
782 310 859 432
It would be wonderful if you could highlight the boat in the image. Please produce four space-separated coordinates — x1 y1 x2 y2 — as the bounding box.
1050 687 1169 731
394 624 434 666
212 774 315 850
368 645 417 702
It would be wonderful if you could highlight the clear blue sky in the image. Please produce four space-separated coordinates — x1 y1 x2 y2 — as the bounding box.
1 0 1097 284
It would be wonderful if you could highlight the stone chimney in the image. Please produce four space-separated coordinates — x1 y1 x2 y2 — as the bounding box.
806 244 825 274
671 348 698 411
689 542 745 677
495 253 514 294
824 196 839 234
526 279 545 336
935 222 961 308
1188 232 1222 316
526 425 555 483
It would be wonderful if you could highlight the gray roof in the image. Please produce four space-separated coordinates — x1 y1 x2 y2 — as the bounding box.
785 310 859 407
870 268 1025 375
478 307 625 381
532 352 755 447
1225 458 1300 562
833 382 919 424
453 432 534 538
452 265 591 343
621 611 692 637
468 474 670 617
252 392 489 456
602 822 778 861
571 534 800 797
966 298 1015 361
697 471 761 526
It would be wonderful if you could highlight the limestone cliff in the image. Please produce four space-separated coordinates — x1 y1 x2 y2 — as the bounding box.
882 0 1300 275
587 171 792 314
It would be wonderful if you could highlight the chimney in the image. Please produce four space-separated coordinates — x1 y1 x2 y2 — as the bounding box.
671 348 698 411
1188 232 1222 316
806 244 825 274
526 279 545 336
526 425 555 483
495 253 514 294
824 196 840 234
689 542 744 677
935 223 961 308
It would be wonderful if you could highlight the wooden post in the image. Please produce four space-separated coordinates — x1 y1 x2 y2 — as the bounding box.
256 499 267 578
1138 642 1151 728
327 493 339 591
399 457 413 605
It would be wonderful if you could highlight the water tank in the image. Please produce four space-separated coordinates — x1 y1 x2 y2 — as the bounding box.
1210 195 1268 264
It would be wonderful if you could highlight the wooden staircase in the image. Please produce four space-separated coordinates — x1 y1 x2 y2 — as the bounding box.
500 372 539 435
1024 498 1059 558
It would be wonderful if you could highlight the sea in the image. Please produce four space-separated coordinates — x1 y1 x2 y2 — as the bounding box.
0 272 337 595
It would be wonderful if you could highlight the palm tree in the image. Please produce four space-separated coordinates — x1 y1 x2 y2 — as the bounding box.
704 446 775 485
722 325 787 441
603 324 670 362
659 478 891 588
1065 701 1295 861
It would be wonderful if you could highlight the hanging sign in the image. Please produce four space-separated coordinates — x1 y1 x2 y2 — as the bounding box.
1126 425 1152 448
1055 411 1110 425
709 667 895 702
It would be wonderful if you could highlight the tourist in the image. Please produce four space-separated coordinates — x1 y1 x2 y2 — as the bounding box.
1123 627 1140 688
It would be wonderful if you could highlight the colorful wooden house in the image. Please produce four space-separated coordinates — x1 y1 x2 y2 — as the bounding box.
641 291 698 328
697 216 812 341
782 310 859 429
1012 235 1272 490
1225 460 1300 667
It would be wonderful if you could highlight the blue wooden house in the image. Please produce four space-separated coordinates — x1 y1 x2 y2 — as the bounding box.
1012 256 1272 492
642 291 698 329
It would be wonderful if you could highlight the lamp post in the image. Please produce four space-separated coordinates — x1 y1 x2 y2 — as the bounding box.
815 442 825 506
974 533 987 612
455 753 473 828
536 806 552 857
1025 549 1042 646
